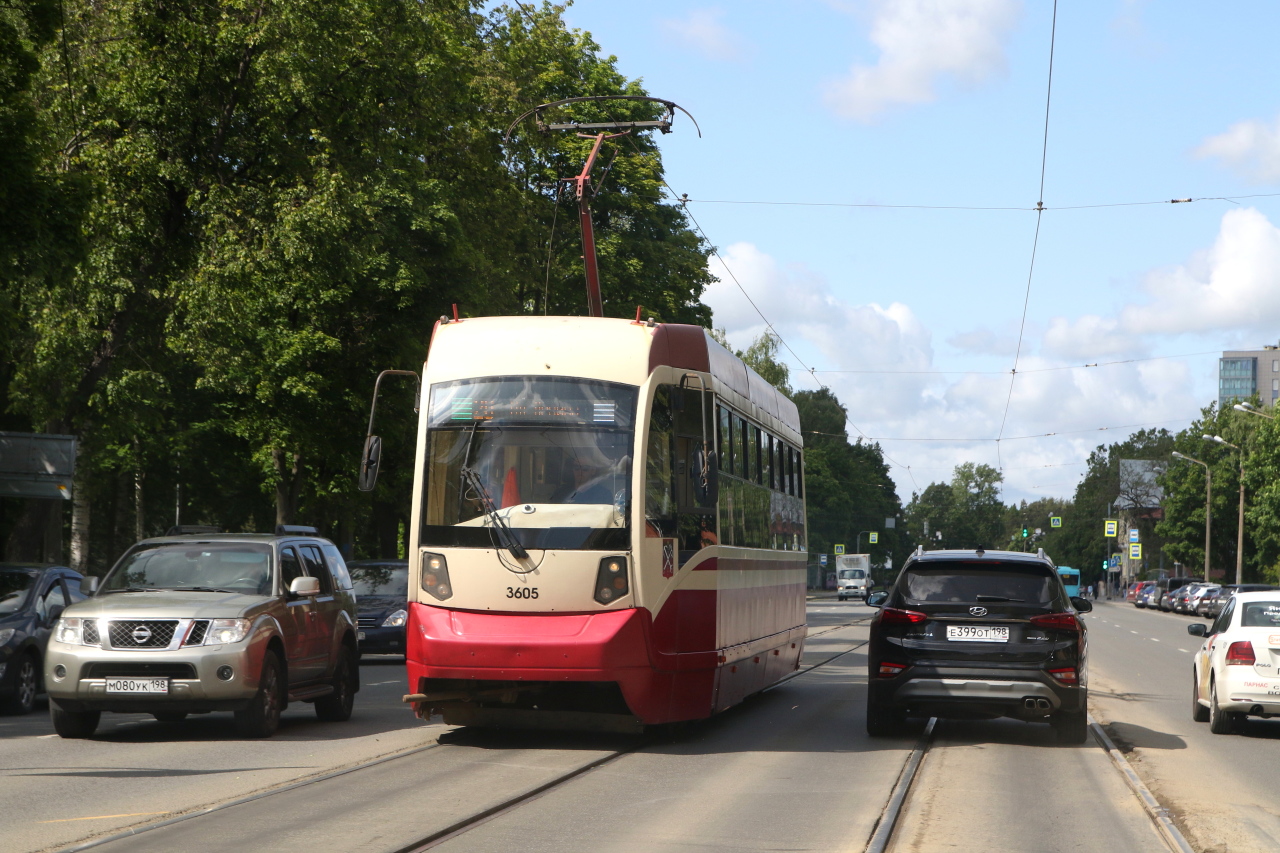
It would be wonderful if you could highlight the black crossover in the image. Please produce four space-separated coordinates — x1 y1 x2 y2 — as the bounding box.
866 548 1092 743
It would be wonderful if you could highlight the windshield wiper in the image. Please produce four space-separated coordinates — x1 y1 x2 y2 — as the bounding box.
103 587 164 594
172 586 238 593
975 594 1025 602
459 419 529 561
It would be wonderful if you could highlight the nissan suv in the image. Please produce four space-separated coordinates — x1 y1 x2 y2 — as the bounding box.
45 527 359 738
865 548 1091 743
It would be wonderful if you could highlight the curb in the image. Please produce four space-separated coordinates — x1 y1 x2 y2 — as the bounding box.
1088 714 1195 853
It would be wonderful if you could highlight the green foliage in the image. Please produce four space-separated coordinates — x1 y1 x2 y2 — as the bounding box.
904 463 1004 551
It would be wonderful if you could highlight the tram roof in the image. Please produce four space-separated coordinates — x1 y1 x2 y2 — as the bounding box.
425 316 802 442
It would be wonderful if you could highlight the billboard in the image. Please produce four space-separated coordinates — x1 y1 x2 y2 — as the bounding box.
0 432 76 500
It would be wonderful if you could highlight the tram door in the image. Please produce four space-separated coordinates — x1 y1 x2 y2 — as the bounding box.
646 382 719 567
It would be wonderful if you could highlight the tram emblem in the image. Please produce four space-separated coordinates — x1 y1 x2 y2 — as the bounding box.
662 539 675 578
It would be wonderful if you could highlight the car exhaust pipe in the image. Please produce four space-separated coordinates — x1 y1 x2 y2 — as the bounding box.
1251 704 1264 716
1023 697 1038 710
1036 698 1052 711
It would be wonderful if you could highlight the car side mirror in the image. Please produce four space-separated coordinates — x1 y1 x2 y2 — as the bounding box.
358 435 382 492
80 576 99 595
867 591 888 607
1187 623 1207 637
47 603 65 623
1070 596 1093 613
289 576 321 597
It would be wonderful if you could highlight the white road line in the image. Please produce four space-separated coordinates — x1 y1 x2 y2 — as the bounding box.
1150 638 1159 642
1178 649 1189 653
1130 630 1138 634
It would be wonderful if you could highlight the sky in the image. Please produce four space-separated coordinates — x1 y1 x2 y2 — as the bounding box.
556 0 1280 505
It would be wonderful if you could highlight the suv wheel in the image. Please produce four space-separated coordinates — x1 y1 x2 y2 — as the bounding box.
1052 708 1088 744
1191 670 1209 723
2 653 38 715
51 702 100 738
866 697 902 736
235 650 283 738
314 647 357 722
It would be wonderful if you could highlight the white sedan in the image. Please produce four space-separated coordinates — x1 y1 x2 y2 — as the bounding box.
1189 591 1280 734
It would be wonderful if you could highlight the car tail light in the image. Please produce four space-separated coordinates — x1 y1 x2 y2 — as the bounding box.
1048 667 1079 684
877 662 907 678
1030 613 1080 631
880 607 927 624
1226 641 1256 665
594 556 628 605
421 553 453 601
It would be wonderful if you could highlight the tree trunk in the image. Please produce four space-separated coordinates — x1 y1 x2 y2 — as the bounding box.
272 448 303 528
70 453 90 573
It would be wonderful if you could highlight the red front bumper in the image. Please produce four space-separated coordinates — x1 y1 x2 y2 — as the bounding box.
405 602 715 724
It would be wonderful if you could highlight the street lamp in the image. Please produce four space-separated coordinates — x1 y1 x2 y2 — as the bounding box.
1234 402 1276 420
1171 451 1211 582
1203 434 1245 585
856 530 876 553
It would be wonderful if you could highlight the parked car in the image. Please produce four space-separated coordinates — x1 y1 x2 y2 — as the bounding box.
1184 583 1220 615
1126 582 1144 603
1173 583 1208 614
1189 591 1280 733
45 526 359 739
865 548 1091 743
347 559 409 657
1156 577 1198 612
1205 584 1277 621
1133 581 1157 608
0 564 85 714
1196 587 1222 618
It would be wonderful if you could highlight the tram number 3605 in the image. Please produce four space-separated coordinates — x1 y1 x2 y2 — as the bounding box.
506 587 539 599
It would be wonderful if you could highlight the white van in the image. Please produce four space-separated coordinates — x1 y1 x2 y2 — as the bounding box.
836 554 871 601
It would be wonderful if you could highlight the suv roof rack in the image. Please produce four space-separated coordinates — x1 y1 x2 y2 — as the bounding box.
165 524 222 536
275 524 319 535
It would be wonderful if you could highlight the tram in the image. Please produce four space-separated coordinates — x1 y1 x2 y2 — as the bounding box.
383 315 807 730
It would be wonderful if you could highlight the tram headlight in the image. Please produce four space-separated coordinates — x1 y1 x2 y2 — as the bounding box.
421 553 453 601
594 556 629 605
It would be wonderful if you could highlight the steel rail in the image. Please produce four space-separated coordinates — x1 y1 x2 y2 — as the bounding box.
864 717 938 853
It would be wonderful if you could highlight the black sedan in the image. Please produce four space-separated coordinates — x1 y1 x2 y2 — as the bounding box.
348 559 409 657
0 563 84 714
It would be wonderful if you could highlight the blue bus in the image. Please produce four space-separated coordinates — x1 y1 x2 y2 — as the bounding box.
1058 567 1081 598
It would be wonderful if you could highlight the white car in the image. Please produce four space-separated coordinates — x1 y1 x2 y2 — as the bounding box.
1189 591 1280 734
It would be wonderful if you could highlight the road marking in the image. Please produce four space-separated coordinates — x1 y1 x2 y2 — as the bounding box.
39 812 168 824
1150 638 1159 642
36 734 59 739
367 680 399 686
1178 649 1189 653
1131 630 1138 634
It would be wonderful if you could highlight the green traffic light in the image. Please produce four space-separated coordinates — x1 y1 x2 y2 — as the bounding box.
1021 527 1028 538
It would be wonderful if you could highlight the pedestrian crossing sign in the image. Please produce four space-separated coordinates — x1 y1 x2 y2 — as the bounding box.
1129 543 1142 560
834 544 845 555
1050 516 1062 528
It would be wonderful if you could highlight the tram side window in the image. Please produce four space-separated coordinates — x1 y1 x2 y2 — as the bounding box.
719 406 732 476
761 433 773 491
797 450 805 499
735 415 751 482
750 424 762 485
783 445 793 496
646 386 677 537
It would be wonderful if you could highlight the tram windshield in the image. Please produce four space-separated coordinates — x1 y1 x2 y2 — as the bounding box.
420 377 637 550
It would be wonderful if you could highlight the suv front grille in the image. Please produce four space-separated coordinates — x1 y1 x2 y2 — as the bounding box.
83 620 100 645
357 617 379 629
186 620 209 645
83 663 197 679
108 620 178 648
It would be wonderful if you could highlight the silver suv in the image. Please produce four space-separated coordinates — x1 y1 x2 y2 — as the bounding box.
45 527 359 738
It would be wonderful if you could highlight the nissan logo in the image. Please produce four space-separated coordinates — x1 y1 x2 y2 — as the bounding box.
969 606 988 617
131 625 152 644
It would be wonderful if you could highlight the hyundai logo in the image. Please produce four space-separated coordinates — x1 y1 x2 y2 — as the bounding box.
969 606 988 617
131 625 152 644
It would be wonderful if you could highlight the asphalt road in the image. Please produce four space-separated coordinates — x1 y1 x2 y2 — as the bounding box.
0 600 1201 853
1089 597 1280 852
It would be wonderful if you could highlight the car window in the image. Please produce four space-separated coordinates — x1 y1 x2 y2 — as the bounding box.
1240 601 1280 627
299 545 334 595
104 544 272 594
280 547 304 590
0 570 37 615
320 544 353 590
1211 598 1235 634
349 564 409 597
901 563 1056 605
36 580 66 621
66 575 87 603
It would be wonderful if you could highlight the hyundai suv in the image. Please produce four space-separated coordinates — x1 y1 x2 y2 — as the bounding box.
45 527 359 738
865 548 1092 743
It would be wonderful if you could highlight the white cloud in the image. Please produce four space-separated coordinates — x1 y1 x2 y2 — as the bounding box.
824 0 1021 122
660 8 750 62
1195 114 1280 184
947 327 1016 356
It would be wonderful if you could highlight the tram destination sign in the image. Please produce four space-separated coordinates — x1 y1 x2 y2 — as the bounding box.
429 377 638 428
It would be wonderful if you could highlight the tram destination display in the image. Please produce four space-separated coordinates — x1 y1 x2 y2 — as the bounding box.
429 377 637 428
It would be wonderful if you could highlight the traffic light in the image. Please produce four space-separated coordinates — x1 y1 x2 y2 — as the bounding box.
1021 527 1029 538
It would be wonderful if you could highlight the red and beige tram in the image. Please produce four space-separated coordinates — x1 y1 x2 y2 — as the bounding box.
398 315 807 730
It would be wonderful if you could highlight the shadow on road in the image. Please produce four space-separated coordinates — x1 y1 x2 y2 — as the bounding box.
1104 721 1187 751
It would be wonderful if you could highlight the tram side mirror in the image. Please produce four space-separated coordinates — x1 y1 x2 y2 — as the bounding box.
867 591 888 607
1187 623 1207 637
80 576 99 595
1071 596 1093 613
358 435 382 492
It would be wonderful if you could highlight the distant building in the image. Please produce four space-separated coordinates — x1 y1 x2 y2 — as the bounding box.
1219 344 1280 409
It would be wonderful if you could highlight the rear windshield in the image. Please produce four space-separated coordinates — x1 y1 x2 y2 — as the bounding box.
1240 602 1280 627
901 563 1056 605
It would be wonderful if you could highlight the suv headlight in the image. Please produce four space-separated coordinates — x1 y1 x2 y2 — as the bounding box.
53 617 85 645
381 609 408 628
205 618 252 645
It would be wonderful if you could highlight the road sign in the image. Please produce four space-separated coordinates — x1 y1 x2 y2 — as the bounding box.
1104 520 1118 538
1050 516 1062 528
1110 554 1121 569
819 554 827 567
1129 543 1143 560
1129 528 1139 544
834 544 845 555
869 532 879 544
